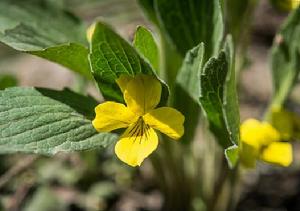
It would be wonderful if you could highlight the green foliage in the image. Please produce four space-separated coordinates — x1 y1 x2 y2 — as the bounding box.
225 0 258 45
155 0 224 58
174 44 205 143
0 74 18 90
199 36 240 167
176 43 205 103
89 21 168 103
36 88 99 120
167 0 225 145
133 26 160 72
225 143 239 169
0 87 117 155
222 37 240 149
0 0 91 78
270 7 300 108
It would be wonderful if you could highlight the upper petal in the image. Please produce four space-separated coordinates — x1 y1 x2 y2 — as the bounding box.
115 119 159 166
123 74 162 115
116 75 134 93
143 107 185 140
92 101 136 132
240 119 280 150
260 142 293 167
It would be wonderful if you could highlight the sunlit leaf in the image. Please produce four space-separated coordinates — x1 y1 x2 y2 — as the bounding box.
199 36 240 167
0 0 91 78
88 21 168 103
0 87 117 155
155 0 223 58
133 26 160 72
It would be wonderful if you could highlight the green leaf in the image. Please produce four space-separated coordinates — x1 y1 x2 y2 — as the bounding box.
0 87 117 155
36 88 99 120
176 43 205 102
155 0 224 58
270 7 300 108
89 21 168 103
133 26 160 72
0 74 18 90
173 44 205 143
0 0 91 78
199 36 240 167
223 36 240 149
225 145 239 168
225 0 258 44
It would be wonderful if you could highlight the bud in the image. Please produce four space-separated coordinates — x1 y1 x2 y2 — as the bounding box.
86 23 96 42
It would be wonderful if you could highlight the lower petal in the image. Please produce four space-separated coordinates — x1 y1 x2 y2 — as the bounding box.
116 75 133 93
115 121 158 167
260 142 293 167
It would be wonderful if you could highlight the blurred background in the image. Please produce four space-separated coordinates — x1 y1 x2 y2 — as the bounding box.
1 0 300 210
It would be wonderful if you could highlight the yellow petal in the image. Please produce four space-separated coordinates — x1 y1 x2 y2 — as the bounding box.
92 102 137 132
240 119 280 150
143 107 184 140
123 74 161 115
115 119 158 167
260 142 293 167
116 75 133 93
260 122 281 145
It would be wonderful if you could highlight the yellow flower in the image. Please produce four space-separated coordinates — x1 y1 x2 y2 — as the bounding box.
240 119 292 168
271 0 300 11
92 74 185 167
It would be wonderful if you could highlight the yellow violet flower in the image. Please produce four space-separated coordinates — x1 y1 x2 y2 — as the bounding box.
271 0 300 11
240 119 292 168
92 74 185 167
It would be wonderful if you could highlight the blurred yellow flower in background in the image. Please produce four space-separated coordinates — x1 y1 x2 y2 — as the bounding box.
240 119 292 168
93 74 185 167
271 0 300 11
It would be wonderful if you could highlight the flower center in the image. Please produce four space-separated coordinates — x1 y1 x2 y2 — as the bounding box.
127 116 150 144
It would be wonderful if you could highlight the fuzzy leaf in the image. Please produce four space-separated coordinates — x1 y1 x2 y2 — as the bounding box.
155 0 224 58
0 0 91 78
173 44 205 143
133 26 159 72
176 43 205 102
199 36 240 167
0 87 117 155
271 7 300 108
88 21 168 103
